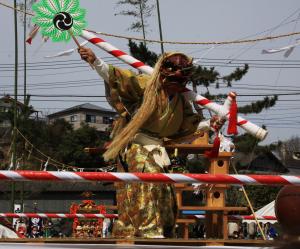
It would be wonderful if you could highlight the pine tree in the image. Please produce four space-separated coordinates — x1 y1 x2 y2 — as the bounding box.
115 0 154 42
129 40 277 116
128 39 158 66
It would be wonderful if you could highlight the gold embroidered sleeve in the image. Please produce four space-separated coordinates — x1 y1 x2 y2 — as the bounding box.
107 65 149 116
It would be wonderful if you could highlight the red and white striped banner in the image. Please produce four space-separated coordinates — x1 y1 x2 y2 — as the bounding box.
0 213 117 219
80 30 267 141
0 171 299 185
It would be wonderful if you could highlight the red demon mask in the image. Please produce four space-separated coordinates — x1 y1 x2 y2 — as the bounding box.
160 54 193 85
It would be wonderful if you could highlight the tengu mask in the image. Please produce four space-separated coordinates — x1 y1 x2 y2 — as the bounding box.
160 53 193 85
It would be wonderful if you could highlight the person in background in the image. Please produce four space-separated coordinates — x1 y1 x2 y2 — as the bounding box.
268 225 278 240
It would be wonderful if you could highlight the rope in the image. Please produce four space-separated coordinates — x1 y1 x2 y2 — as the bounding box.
0 2 34 15
86 29 300 45
16 128 78 170
1 1 300 46
16 129 117 172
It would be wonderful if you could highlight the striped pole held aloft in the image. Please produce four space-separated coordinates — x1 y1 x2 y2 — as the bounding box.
80 30 267 140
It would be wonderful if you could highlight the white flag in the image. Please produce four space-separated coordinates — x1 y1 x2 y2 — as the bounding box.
262 39 300 57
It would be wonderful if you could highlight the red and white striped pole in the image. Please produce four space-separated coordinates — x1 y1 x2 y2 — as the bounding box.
80 30 153 74
194 215 277 220
80 30 267 140
182 90 267 139
0 213 117 219
0 171 299 186
0 213 276 220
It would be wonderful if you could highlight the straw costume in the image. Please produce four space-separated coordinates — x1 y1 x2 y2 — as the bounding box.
90 52 205 238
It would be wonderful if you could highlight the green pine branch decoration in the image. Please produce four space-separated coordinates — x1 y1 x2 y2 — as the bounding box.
238 95 278 114
190 64 248 88
32 0 87 42
222 64 249 87
128 40 158 67
202 93 278 114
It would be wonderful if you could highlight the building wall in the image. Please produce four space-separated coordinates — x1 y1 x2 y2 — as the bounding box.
49 111 113 132
0 191 116 213
0 102 21 128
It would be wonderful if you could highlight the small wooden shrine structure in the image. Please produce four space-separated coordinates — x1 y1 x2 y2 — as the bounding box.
70 193 106 238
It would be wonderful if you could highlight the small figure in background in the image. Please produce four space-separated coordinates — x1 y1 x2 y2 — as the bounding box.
16 218 27 238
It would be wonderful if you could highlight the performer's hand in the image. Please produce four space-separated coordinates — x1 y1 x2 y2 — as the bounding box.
78 47 96 65
210 115 226 132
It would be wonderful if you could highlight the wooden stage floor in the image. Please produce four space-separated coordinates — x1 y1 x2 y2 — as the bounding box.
0 238 275 248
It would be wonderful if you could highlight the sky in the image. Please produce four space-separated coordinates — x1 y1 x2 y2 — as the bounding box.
0 0 300 146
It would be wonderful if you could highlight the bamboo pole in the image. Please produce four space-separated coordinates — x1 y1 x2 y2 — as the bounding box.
139 0 146 46
231 162 267 240
21 0 27 213
11 0 19 213
156 0 164 54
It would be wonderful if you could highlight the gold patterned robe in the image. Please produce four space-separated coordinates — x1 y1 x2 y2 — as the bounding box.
106 65 201 238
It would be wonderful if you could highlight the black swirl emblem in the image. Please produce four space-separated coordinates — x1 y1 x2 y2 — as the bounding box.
53 12 73 31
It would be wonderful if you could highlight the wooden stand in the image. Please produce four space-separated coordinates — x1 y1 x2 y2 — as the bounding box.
165 131 247 240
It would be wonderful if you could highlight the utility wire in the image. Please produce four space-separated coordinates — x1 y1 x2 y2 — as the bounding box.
2 78 300 90
15 99 300 103
2 92 300 97
2 1 300 45
4 57 300 66
4 62 300 71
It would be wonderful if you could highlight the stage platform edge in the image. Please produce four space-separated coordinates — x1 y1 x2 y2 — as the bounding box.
0 238 275 247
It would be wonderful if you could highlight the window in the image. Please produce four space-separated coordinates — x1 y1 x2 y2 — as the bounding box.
70 115 78 122
86 114 96 123
103 116 113 124
0 107 9 112
0 120 10 127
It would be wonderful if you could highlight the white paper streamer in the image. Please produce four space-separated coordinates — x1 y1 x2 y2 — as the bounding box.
44 41 88 58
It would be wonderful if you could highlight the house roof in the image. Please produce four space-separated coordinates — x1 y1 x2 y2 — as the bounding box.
284 158 300 174
249 151 289 173
47 103 116 118
0 95 37 113
0 96 26 108
234 151 289 174
270 151 300 175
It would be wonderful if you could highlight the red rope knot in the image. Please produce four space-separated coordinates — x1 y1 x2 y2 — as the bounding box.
227 92 238 135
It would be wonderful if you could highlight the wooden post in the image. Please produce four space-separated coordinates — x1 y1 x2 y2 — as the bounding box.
206 153 232 239
167 131 243 242
223 211 228 239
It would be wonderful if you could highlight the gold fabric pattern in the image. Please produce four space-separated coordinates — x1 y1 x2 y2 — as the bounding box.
113 144 177 238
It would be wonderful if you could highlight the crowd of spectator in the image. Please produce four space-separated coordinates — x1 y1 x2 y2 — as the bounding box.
190 220 279 240
11 218 114 239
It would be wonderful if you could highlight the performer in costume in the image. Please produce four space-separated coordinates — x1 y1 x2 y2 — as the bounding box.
79 47 224 238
